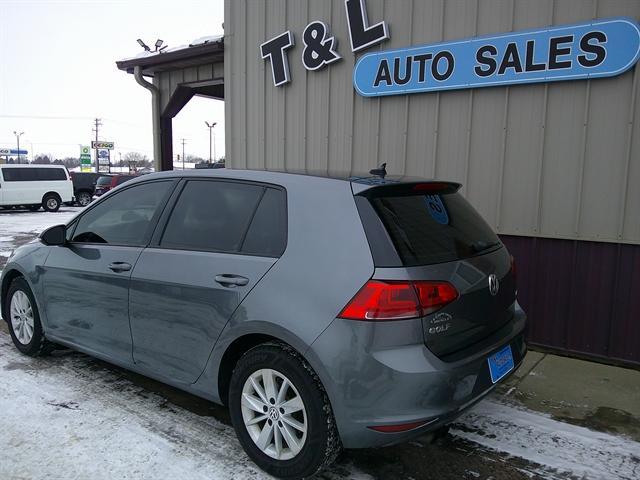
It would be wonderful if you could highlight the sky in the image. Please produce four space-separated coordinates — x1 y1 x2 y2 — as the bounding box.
0 0 225 163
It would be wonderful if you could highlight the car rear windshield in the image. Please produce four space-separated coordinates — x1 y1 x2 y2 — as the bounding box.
96 176 112 185
357 187 501 266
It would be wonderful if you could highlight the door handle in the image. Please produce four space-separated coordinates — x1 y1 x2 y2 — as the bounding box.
108 262 132 272
215 274 249 287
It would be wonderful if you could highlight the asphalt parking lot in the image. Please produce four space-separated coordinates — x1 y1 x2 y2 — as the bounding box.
1 207 638 480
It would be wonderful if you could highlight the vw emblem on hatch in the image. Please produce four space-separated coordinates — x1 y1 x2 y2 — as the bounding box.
488 274 500 296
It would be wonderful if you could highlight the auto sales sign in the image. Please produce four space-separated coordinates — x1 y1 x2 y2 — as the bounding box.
260 1 640 97
353 18 640 97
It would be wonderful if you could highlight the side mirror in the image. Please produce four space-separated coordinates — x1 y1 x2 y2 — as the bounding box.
40 224 67 246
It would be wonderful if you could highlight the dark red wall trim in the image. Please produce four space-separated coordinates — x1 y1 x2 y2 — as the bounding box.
500 235 640 368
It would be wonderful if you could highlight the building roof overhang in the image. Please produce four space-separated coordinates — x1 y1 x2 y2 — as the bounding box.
116 37 224 77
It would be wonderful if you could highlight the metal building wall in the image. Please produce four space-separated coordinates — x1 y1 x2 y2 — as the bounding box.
224 0 640 245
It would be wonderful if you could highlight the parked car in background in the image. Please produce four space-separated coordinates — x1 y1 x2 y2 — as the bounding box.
1 168 525 479
69 172 108 207
93 174 136 197
0 164 73 212
195 161 225 169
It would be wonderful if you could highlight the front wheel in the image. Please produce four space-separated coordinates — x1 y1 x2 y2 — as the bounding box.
229 343 341 479
5 277 52 356
42 193 61 212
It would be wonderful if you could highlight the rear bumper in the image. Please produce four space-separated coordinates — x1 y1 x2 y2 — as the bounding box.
308 304 526 448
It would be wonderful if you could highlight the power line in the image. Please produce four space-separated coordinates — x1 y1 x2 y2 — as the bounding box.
0 114 146 128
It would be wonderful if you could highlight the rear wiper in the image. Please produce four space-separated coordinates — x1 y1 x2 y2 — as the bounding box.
471 240 501 253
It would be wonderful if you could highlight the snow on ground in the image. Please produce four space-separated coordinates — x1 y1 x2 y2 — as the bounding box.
0 207 81 268
0 207 81 236
453 400 640 480
0 332 369 480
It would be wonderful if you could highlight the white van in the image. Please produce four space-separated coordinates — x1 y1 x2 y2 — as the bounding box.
0 165 74 212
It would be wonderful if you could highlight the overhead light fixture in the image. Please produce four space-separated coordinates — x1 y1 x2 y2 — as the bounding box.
155 39 163 49
137 38 151 51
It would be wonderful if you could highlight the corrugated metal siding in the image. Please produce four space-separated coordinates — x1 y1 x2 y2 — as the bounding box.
154 60 223 114
225 0 640 245
502 235 640 367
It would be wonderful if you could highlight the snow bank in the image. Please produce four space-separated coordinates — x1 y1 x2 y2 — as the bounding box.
452 400 640 480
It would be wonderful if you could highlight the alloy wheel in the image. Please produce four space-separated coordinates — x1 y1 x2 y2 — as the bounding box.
241 368 308 460
10 290 34 345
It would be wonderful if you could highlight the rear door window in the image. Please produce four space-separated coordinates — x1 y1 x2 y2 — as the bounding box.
241 187 287 257
160 180 287 257
361 188 500 266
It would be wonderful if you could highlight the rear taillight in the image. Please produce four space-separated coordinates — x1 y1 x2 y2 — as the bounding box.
339 280 458 321
510 255 517 283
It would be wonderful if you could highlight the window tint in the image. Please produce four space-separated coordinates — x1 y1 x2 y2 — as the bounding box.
241 188 287 257
367 192 501 266
96 176 113 186
116 175 135 185
72 181 171 246
1 167 67 181
161 180 264 253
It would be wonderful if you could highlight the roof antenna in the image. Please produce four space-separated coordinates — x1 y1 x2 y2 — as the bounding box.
369 163 387 178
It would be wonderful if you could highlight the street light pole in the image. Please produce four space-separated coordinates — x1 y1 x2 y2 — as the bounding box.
205 121 217 163
181 138 187 169
13 131 24 163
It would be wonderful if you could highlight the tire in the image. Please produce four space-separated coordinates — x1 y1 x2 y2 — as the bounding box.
76 191 92 207
42 193 61 212
229 343 341 479
27 205 41 212
4 277 52 356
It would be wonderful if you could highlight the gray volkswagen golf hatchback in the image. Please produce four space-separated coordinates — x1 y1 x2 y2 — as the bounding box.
1 168 526 478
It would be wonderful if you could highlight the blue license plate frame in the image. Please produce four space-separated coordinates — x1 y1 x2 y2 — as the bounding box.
487 344 514 384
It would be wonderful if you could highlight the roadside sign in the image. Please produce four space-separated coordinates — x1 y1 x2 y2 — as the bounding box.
80 145 92 172
0 148 28 155
92 141 114 150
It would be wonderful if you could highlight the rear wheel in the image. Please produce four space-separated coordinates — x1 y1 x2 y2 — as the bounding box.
229 343 341 479
76 191 92 207
42 193 61 212
5 277 52 356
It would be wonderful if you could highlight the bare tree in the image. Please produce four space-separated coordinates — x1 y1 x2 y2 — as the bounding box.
123 152 152 169
32 154 53 164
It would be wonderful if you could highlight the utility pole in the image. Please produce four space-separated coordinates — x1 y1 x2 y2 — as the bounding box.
205 121 217 162
180 138 187 170
92 118 102 173
13 131 24 163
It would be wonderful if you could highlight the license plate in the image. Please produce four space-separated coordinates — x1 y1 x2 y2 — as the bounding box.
487 344 514 384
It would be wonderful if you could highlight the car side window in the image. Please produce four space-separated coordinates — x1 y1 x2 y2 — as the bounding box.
241 187 287 257
160 180 265 254
72 181 171 246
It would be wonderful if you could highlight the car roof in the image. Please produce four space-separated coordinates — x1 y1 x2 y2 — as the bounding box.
1 164 67 169
129 168 452 193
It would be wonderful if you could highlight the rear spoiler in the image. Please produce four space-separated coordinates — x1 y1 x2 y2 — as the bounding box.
351 179 462 197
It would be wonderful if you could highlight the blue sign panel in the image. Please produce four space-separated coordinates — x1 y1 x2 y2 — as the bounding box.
354 17 640 97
